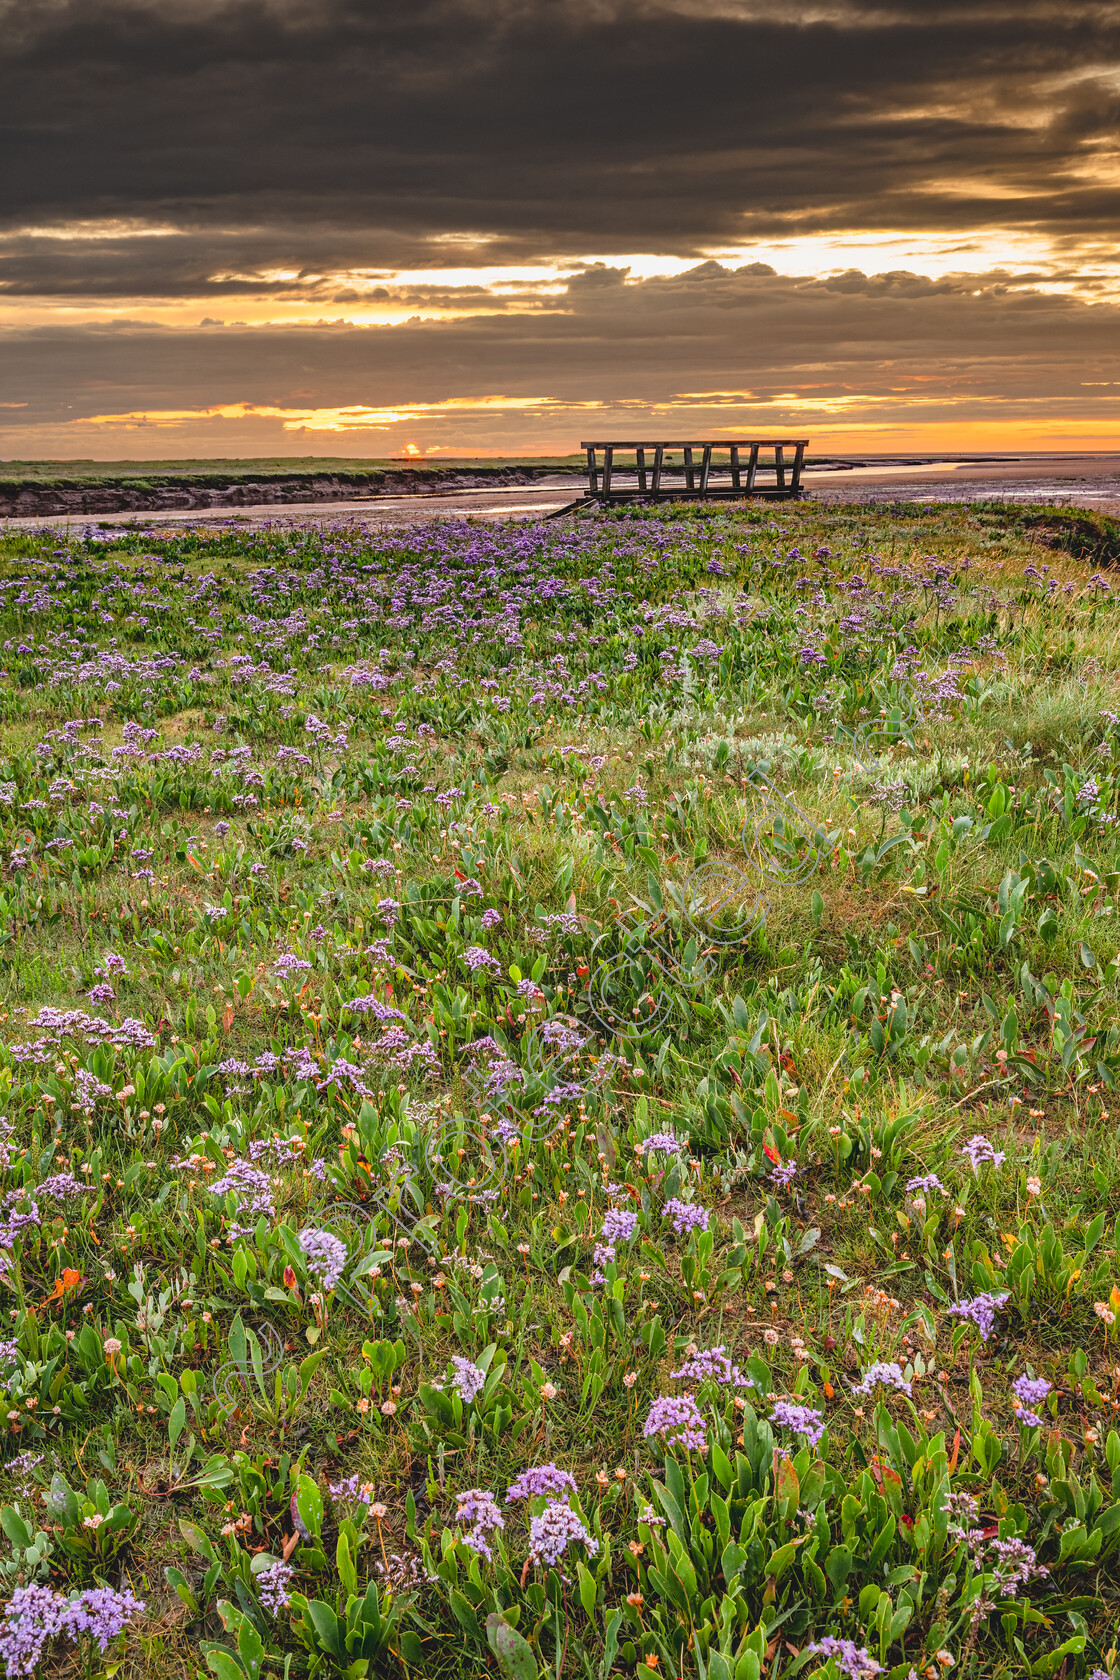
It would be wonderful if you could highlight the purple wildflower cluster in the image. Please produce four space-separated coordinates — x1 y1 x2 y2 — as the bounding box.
297 1226 347 1290
328 1474 373 1508
463 946 500 975
852 1362 912 1397
0 1584 145 1674
457 1464 599 1568
455 1488 504 1560
663 1198 709 1235
961 1134 1006 1173
948 1291 1009 1342
1012 1374 1052 1427
989 1536 1048 1593
506 1463 577 1501
208 1160 275 1221
905 1173 945 1196
670 1345 749 1387
769 1400 825 1449
600 1209 639 1244
450 1356 486 1403
642 1394 708 1452
34 1173 93 1201
528 1500 599 1566
640 1133 681 1160
256 1561 295 1616
0 1194 39 1251
806 1637 883 1680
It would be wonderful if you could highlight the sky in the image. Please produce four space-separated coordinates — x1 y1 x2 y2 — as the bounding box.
3 0 1120 461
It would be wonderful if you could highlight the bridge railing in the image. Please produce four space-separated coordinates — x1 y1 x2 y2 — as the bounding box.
579 439 808 502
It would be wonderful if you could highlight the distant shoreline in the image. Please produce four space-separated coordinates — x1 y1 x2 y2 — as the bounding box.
0 462 570 520
4 449 1120 522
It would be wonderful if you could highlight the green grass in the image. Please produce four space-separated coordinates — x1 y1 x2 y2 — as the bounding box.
0 499 1113 1680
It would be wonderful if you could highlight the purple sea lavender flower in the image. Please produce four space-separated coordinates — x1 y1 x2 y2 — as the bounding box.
989 1535 1048 1592
256 1561 295 1616
297 1227 347 1290
642 1394 708 1452
456 1488 504 1560
1012 1373 1052 1427
663 1199 709 1235
527 1499 599 1567
852 1362 912 1397
506 1463 577 1501
961 1133 1005 1173
34 1173 93 1201
769 1160 799 1187
0 1583 65 1676
905 1174 945 1195
942 1488 980 1542
208 1160 274 1219
60 1586 146 1653
640 1133 681 1159
769 1400 825 1448
670 1345 749 1387
0 1194 39 1251
273 953 312 976
600 1209 638 1244
328 1474 372 1508
451 1356 486 1403
948 1291 1009 1342
0 1584 147 1674
463 945 500 975
806 1637 883 1680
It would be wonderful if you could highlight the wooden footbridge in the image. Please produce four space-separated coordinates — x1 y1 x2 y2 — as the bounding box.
551 439 809 514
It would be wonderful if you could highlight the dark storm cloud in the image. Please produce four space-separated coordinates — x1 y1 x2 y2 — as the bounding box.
3 264 1119 430
3 0 1120 294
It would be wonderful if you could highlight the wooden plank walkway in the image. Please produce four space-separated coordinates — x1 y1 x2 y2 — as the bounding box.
574 439 809 506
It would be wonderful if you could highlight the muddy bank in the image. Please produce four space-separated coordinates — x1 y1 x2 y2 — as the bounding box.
0 464 562 519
